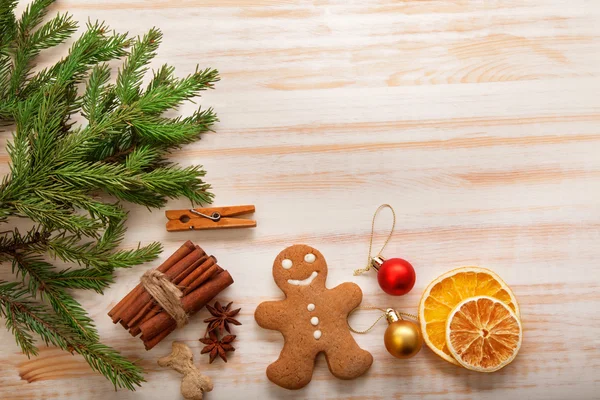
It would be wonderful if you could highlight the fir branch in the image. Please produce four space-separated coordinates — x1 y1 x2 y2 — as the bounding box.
43 285 98 340
95 216 127 252
116 27 161 104
5 129 31 179
124 144 162 172
0 51 12 102
26 12 76 53
0 281 144 390
131 108 218 146
19 22 130 100
17 0 54 35
9 10 77 96
138 67 220 115
48 234 162 271
0 226 51 259
10 197 104 237
45 267 113 293
0 280 64 356
54 160 133 191
82 63 111 125
0 0 218 389
0 0 17 100
10 253 99 341
8 310 38 355
145 63 174 92
101 243 162 269
77 341 145 391
141 165 212 203
0 222 162 273
33 187 127 222
10 251 54 288
0 1 18 41
54 21 130 84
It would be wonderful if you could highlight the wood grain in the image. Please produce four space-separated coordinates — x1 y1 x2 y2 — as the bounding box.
1 0 599 399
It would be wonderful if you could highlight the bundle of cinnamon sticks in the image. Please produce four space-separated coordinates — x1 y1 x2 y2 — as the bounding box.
108 241 234 350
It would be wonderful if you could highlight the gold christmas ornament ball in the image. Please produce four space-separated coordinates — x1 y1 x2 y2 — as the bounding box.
384 320 423 359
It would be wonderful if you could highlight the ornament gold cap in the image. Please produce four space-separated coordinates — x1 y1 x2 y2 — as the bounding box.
384 308 401 324
370 255 386 271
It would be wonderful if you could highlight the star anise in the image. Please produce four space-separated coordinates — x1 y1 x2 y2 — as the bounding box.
204 301 241 334
199 330 236 363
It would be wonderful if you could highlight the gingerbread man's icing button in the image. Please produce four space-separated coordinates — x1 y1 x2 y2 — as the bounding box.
313 330 322 340
307 304 315 311
304 253 316 263
311 317 319 326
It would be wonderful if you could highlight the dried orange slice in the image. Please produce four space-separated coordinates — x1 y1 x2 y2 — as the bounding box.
418 267 519 365
446 296 522 372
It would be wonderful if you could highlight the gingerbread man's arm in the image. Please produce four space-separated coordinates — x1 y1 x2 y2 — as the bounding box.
255 300 289 331
327 282 363 314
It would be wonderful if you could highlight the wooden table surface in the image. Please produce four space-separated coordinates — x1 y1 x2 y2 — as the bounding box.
1 1 599 399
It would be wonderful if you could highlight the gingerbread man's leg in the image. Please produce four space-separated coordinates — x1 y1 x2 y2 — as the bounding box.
266 341 316 390
324 333 373 380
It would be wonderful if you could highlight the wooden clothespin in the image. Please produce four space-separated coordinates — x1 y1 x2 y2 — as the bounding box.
166 205 256 232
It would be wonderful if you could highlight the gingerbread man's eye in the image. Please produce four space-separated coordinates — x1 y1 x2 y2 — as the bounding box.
304 253 316 263
281 259 293 269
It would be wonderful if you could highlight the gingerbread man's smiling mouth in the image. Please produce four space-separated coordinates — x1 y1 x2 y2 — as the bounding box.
287 271 318 286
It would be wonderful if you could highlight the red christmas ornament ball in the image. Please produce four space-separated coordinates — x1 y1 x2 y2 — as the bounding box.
376 258 416 296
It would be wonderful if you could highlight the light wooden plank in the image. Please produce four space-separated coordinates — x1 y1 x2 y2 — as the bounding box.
0 0 599 399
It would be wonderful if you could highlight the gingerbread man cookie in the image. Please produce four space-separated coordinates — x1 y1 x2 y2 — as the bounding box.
255 245 373 390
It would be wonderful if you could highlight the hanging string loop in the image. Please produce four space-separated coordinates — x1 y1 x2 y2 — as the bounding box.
347 306 418 334
353 204 396 276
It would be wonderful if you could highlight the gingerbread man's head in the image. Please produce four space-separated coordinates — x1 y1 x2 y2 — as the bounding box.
272 244 328 294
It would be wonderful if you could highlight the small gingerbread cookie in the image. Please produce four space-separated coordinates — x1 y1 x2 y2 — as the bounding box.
255 245 373 390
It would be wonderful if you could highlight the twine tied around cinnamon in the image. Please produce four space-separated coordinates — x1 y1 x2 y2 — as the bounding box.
141 269 189 328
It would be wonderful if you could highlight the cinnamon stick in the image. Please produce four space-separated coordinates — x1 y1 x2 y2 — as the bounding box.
182 263 219 296
109 241 195 321
126 300 155 331
126 256 214 335
163 247 206 283
143 322 177 351
118 248 204 327
140 270 234 348
108 240 196 322
178 256 216 291
110 241 235 350
172 255 209 285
